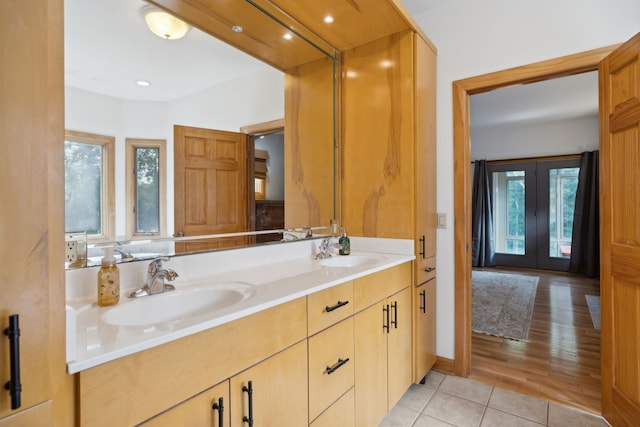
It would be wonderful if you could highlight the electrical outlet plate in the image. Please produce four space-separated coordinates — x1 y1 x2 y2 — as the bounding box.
66 241 78 263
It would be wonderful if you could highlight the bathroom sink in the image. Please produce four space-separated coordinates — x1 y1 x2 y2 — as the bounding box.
101 281 255 327
318 254 385 268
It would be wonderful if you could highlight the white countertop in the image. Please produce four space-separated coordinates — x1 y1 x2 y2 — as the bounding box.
66 237 415 374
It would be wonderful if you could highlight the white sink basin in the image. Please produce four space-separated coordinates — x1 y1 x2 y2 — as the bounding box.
318 254 386 268
102 282 255 327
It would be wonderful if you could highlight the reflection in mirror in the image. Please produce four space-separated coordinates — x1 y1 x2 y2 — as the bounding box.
64 0 338 267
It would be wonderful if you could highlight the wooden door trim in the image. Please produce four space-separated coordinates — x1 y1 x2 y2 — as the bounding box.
452 45 618 377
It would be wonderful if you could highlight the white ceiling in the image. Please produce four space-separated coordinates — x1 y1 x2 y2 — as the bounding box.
65 0 598 127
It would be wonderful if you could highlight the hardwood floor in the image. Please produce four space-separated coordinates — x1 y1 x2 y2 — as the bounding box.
470 267 601 415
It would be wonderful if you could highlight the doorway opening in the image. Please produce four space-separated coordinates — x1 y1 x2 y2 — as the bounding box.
453 46 617 413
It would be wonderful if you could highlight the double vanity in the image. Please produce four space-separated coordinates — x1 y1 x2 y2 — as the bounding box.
65 237 431 426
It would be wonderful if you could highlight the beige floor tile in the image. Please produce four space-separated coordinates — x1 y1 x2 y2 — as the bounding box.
548 403 610 427
423 391 485 427
481 408 545 427
423 370 446 389
487 387 548 424
377 405 420 427
438 375 493 405
413 414 456 427
396 384 437 412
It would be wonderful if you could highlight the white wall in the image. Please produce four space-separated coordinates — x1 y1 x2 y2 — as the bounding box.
411 0 640 359
65 68 284 238
471 115 599 160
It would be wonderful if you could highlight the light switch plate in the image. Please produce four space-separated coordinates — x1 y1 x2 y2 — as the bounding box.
437 213 447 229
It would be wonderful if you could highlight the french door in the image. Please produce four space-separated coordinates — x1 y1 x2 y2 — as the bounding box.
488 158 580 271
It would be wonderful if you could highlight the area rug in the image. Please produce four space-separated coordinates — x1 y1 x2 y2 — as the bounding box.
472 270 539 341
585 294 601 330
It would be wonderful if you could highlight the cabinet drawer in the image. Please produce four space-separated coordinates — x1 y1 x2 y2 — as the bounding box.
308 280 354 336
309 387 355 427
354 262 412 311
308 317 354 422
415 256 436 285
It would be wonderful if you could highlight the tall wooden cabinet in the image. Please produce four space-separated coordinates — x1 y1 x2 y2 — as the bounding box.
0 1 66 425
342 31 438 380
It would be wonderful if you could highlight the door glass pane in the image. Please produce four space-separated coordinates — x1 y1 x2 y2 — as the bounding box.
135 147 160 233
493 170 525 255
64 141 102 234
549 167 579 258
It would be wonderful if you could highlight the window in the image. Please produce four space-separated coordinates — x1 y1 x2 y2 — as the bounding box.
549 167 579 258
64 130 115 240
254 149 268 200
125 138 166 238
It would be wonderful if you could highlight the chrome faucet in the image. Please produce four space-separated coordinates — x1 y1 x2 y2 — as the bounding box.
315 237 342 259
129 257 179 298
114 247 134 261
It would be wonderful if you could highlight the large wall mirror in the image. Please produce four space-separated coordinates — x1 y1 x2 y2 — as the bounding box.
65 0 338 267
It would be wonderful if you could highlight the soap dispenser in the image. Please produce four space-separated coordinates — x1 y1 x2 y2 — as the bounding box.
338 227 351 256
97 247 120 306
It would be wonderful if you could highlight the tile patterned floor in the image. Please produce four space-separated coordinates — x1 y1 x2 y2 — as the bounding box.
378 372 611 427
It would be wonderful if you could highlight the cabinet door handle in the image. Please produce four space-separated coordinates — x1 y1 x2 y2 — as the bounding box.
4 314 21 410
212 397 224 427
420 290 426 314
242 381 254 426
391 301 398 329
326 357 350 375
419 235 426 258
383 304 390 333
325 300 349 313
425 267 436 273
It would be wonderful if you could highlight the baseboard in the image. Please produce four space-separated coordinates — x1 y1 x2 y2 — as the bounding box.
433 356 455 375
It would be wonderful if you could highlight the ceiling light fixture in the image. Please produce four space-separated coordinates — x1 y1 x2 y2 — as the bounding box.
141 5 190 40
324 15 334 24
283 33 293 40
232 25 243 33
136 80 151 87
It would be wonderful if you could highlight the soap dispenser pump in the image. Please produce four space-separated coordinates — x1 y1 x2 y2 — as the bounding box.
338 227 351 256
97 247 120 306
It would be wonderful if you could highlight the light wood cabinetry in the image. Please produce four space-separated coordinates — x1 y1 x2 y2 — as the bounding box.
414 278 437 383
0 1 66 425
310 388 355 427
230 341 308 426
141 381 230 427
353 265 413 427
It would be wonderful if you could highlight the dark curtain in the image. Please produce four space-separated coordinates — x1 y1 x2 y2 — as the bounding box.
569 150 600 277
471 160 496 267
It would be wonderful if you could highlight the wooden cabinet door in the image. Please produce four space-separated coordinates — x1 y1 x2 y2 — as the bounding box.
309 388 355 427
415 33 438 285
141 381 229 427
414 278 437 383
599 31 640 427
387 287 413 409
230 341 308 426
354 301 388 427
0 0 63 424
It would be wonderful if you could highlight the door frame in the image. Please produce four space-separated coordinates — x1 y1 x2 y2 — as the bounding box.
453 45 618 377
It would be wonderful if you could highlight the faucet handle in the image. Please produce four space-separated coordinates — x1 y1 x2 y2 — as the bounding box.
148 256 170 273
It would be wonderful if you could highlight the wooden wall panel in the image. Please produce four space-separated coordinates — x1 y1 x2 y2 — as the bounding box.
342 31 415 238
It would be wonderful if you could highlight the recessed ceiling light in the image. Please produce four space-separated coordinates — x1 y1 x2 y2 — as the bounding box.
136 80 151 87
232 25 243 33
324 15 334 24
283 33 293 40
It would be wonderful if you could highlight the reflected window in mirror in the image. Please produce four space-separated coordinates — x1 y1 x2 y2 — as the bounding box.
125 138 167 239
255 149 268 200
64 130 115 241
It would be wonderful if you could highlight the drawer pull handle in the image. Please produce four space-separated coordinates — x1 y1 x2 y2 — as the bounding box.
383 304 390 333
419 235 426 258
391 301 398 328
212 397 224 427
420 290 426 313
425 267 436 273
326 357 350 375
4 314 21 410
325 300 349 313
242 381 254 426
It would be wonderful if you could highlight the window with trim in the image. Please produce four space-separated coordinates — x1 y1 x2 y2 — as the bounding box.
64 130 115 240
125 138 166 238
